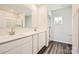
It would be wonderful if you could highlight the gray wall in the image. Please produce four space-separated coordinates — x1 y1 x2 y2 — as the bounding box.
50 6 72 44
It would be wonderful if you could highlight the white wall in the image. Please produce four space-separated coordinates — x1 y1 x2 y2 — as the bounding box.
72 5 79 54
38 5 48 31
32 5 48 31
50 6 72 44
31 5 38 28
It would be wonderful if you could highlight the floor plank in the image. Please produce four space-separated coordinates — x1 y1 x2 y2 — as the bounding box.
43 41 72 54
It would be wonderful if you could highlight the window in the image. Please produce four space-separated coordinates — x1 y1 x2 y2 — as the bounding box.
54 16 63 24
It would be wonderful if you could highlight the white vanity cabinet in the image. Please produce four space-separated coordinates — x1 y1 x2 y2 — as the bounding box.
38 32 46 51
0 36 32 54
0 31 47 54
32 34 39 54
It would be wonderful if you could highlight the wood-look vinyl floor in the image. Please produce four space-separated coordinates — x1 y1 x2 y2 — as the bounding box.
43 41 72 54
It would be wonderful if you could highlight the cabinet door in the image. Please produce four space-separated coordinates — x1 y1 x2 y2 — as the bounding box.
6 46 22 54
0 38 27 53
7 42 32 54
22 36 32 54
21 40 32 54
3 36 32 54
33 34 38 54
38 32 45 51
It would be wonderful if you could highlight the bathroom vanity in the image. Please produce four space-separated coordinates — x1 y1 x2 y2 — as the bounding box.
0 30 48 54
0 4 49 54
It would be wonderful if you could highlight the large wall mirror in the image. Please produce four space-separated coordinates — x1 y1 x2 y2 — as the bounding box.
0 4 32 35
0 4 32 29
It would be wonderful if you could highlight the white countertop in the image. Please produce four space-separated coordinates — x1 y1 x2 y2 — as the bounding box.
0 28 46 44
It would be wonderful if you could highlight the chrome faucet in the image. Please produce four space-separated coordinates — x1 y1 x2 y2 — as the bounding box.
9 27 15 35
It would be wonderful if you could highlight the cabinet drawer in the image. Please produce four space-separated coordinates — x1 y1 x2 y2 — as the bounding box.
0 36 32 53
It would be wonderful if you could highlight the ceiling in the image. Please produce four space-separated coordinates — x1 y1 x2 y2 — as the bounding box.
48 4 72 11
0 4 32 16
0 4 72 16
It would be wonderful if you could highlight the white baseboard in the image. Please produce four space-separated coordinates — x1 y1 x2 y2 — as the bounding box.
50 39 72 45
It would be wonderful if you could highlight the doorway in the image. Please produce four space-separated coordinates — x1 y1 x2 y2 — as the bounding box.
48 5 72 44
